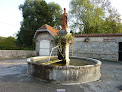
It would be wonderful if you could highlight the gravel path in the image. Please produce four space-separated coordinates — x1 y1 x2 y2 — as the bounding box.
0 59 122 92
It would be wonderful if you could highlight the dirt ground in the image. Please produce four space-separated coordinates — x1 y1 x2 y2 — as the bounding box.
0 59 122 92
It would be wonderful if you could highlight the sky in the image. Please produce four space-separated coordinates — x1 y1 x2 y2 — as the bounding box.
0 0 122 37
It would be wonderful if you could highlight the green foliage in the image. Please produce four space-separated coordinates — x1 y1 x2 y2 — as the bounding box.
69 0 104 33
48 2 62 29
17 0 62 48
102 8 122 33
55 34 73 46
0 36 18 50
54 34 73 61
69 0 122 34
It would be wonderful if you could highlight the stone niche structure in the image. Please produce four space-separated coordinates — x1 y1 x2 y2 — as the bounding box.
34 24 59 56
72 33 122 62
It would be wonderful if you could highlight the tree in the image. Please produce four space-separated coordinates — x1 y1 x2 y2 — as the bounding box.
0 36 18 50
17 0 62 48
102 8 122 33
98 0 122 33
69 0 122 34
48 2 63 29
69 0 104 34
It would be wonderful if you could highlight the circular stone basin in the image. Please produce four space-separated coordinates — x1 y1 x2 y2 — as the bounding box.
27 56 101 83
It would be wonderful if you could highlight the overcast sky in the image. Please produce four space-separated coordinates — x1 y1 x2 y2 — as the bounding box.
0 0 122 37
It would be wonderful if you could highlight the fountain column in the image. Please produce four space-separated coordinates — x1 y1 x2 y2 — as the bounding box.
57 8 70 65
65 41 70 65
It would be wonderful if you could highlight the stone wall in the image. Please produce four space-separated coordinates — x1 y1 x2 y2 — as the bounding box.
70 35 122 61
35 33 122 61
0 50 36 60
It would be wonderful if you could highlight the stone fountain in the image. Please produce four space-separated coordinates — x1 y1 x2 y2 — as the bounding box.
27 8 101 84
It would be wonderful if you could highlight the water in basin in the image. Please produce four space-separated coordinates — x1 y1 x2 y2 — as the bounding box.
36 58 95 66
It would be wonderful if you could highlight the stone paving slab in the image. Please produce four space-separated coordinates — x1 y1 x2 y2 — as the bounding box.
0 59 122 92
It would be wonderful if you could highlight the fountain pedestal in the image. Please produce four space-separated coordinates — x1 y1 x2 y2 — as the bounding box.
57 29 71 65
65 42 70 65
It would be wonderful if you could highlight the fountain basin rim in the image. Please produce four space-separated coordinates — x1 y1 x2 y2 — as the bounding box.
27 56 101 69
27 56 101 83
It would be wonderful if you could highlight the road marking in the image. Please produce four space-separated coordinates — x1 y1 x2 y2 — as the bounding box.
57 89 65 92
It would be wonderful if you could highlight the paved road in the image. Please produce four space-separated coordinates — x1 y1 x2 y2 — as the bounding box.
0 59 122 92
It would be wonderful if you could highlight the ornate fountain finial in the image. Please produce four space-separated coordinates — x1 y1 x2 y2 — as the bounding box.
61 8 68 30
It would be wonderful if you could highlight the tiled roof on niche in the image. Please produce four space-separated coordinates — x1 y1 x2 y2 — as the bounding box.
38 24 59 36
